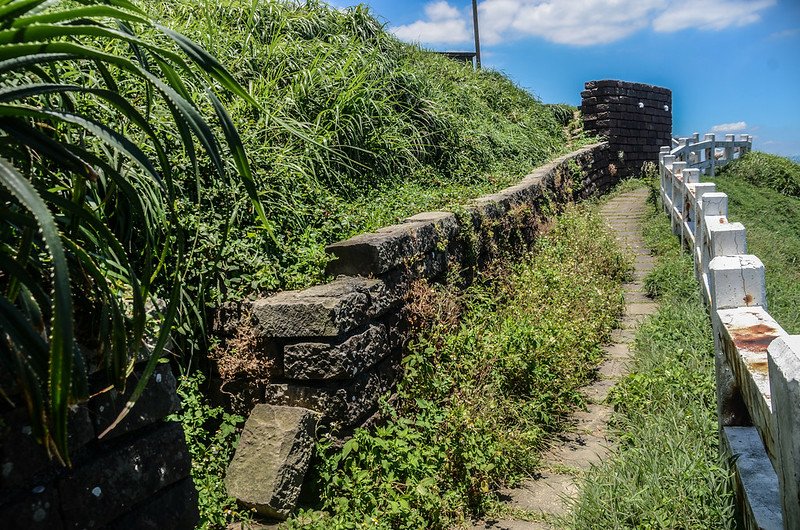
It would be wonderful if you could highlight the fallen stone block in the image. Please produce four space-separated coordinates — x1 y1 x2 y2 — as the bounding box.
225 405 318 520
57 421 190 529
0 483 63 529
89 363 180 439
107 477 199 530
1 405 94 493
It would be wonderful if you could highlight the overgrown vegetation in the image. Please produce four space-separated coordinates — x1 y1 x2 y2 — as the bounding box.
0 0 259 463
141 0 568 298
1 0 577 461
168 373 252 529
715 152 800 332
717 151 800 197
278 207 629 529
567 184 735 529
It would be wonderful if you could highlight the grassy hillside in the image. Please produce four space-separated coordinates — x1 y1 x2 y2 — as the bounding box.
142 0 569 300
714 152 800 332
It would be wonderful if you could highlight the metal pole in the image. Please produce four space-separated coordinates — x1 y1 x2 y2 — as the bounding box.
472 0 481 69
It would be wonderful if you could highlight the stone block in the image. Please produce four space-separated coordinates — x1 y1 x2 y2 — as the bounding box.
767 335 800 529
265 358 399 428
107 477 199 530
326 212 458 277
249 276 395 338
0 483 63 529
1 405 94 493
283 324 390 380
89 363 180 439
225 404 318 520
57 421 190 529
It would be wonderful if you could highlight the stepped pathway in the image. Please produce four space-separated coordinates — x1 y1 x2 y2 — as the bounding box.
470 188 657 530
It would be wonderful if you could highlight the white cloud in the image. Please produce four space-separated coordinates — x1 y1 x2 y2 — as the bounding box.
392 0 775 48
652 0 775 32
425 1 461 20
391 2 471 44
711 121 748 133
770 28 800 40
502 0 666 46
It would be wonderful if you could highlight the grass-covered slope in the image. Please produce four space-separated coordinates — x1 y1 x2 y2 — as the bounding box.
717 151 800 197
715 152 800 332
142 0 568 297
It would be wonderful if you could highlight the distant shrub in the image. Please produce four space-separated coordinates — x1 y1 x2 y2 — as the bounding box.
717 151 800 197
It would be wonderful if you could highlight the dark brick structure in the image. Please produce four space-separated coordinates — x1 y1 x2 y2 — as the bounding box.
581 80 672 176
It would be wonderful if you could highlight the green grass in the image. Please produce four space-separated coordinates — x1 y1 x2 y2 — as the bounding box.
716 151 800 197
566 184 735 529
278 206 629 529
141 0 570 298
714 156 800 333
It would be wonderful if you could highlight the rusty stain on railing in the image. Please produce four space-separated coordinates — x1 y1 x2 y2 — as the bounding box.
729 323 780 353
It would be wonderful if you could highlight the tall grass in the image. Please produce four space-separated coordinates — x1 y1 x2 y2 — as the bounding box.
141 0 567 298
717 151 800 197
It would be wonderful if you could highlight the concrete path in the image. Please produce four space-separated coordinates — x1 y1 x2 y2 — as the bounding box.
470 188 658 529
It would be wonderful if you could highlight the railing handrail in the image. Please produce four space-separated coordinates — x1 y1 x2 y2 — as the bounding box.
658 135 799 530
668 132 753 177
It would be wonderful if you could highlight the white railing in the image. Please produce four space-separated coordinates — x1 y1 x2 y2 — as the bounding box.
659 137 799 530
670 132 752 176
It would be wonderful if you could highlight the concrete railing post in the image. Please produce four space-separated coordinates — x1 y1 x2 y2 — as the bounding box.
704 133 716 176
739 134 752 157
661 154 676 214
686 134 698 165
681 168 701 246
768 335 800 530
671 161 687 235
691 182 717 278
724 134 735 162
709 255 767 426
698 192 729 301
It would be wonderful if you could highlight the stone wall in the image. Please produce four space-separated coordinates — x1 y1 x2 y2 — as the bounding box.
0 362 197 529
581 80 672 176
214 142 617 434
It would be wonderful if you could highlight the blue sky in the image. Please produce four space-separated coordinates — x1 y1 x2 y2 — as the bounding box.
329 0 800 157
